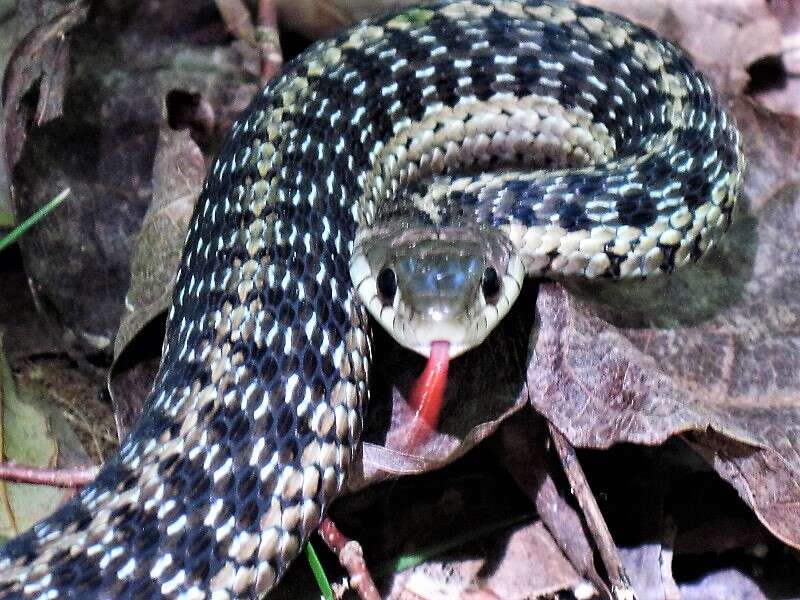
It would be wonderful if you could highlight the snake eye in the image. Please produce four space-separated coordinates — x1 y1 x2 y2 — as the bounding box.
376 267 397 304
481 266 502 303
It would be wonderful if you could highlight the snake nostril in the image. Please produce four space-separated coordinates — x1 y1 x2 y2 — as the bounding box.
481 266 501 303
376 267 397 305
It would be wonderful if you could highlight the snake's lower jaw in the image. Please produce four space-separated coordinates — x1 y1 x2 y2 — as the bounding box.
406 311 506 357
404 334 476 360
368 285 524 359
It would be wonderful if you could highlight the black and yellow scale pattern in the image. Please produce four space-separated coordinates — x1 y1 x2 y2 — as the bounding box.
0 1 743 598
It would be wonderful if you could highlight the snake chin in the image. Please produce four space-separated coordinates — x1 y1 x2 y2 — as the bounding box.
351 224 525 358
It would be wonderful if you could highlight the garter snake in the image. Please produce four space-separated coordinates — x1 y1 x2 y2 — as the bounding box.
0 1 743 598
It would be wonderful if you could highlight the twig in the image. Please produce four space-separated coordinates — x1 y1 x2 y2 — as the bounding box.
0 463 97 487
498 415 608 596
256 0 282 84
548 422 637 600
213 0 282 85
318 517 380 600
214 0 254 42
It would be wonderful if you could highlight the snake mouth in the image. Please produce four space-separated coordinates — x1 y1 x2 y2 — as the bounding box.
405 339 473 360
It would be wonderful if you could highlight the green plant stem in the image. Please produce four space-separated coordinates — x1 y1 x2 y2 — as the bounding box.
0 188 71 253
306 541 334 600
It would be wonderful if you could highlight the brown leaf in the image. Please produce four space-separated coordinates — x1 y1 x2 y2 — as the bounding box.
526 96 800 550
385 522 580 599
109 125 204 439
6 1 257 358
2 0 89 168
688 432 800 551
114 126 205 359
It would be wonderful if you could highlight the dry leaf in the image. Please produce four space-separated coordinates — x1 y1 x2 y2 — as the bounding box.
4 0 256 358
114 127 205 359
108 125 205 439
0 336 91 542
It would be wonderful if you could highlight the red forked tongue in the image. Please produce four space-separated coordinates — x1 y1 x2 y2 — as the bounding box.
407 340 451 447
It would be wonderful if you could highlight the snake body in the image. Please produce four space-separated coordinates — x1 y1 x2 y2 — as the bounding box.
0 1 743 598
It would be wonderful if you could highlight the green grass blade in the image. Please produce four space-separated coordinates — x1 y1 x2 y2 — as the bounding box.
0 188 71 253
306 540 334 600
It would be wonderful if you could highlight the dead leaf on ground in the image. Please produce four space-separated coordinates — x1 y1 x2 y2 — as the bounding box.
525 97 800 551
0 335 91 543
3 0 257 358
108 125 205 439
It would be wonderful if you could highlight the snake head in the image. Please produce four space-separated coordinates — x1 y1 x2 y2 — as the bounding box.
350 225 524 358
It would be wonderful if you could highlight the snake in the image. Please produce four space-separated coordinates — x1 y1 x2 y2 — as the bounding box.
0 1 743 598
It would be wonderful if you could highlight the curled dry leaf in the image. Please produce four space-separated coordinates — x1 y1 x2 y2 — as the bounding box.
0 337 91 543
4 0 257 358
108 126 205 439
2 1 89 168
526 97 800 551
114 127 206 360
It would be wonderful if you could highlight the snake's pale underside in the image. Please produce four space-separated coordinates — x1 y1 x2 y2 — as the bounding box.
0 0 743 598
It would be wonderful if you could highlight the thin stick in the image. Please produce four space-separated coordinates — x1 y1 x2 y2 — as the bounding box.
257 0 282 84
0 463 97 487
498 416 609 596
318 517 380 600
548 423 637 600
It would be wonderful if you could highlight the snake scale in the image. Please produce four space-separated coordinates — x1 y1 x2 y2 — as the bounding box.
0 1 743 598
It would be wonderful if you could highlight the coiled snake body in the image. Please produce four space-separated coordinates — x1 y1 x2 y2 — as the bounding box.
0 1 743 598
